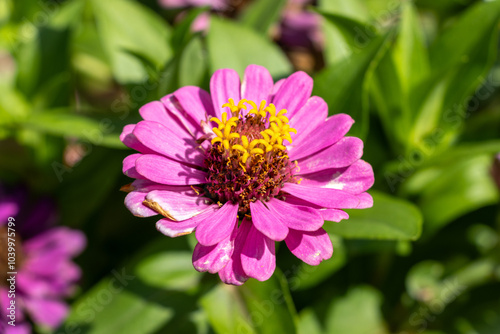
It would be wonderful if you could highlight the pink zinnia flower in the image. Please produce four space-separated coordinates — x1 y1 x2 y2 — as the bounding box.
0 188 86 334
120 65 374 285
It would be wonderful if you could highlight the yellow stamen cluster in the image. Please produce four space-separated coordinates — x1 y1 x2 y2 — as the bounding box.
210 99 297 163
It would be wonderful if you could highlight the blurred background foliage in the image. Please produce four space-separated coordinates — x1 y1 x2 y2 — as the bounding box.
1 0 500 333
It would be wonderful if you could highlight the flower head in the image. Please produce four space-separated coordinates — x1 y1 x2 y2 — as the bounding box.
121 65 374 285
0 187 86 333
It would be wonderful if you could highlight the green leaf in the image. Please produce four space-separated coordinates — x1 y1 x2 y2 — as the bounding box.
22 111 125 149
409 1 500 151
409 155 499 232
370 2 429 152
170 7 209 50
135 251 203 291
326 286 388 334
393 2 429 92
297 309 323 334
313 14 392 138
200 284 256 334
178 35 208 88
90 0 173 83
16 26 71 108
239 0 287 35
207 16 292 78
318 0 371 65
323 191 423 240
61 238 200 334
62 277 176 334
201 271 297 334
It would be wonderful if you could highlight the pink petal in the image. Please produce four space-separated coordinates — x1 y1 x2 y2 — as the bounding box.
139 101 191 138
135 154 207 185
268 78 284 102
23 298 68 329
123 153 146 179
241 65 274 105
218 218 251 285
125 190 159 217
133 120 205 166
195 202 239 246
271 71 313 117
124 180 186 217
266 198 324 232
161 93 203 136
210 69 241 118
282 183 360 209
249 200 289 241
297 137 364 174
320 209 349 222
300 160 374 194
241 224 276 281
289 114 354 160
23 227 86 257
120 124 155 154
356 192 373 208
5 322 31 334
156 208 217 237
192 224 237 273
285 228 333 265
288 96 328 144
146 189 215 221
174 86 216 122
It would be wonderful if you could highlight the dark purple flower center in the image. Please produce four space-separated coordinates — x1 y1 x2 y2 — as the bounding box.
202 99 300 215
0 226 25 285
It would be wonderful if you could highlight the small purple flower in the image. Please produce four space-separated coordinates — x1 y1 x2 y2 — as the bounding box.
279 0 323 50
0 188 86 334
121 65 374 285
159 0 227 10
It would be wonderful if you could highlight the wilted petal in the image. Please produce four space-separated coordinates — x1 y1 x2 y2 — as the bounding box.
156 208 217 238
145 189 214 221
